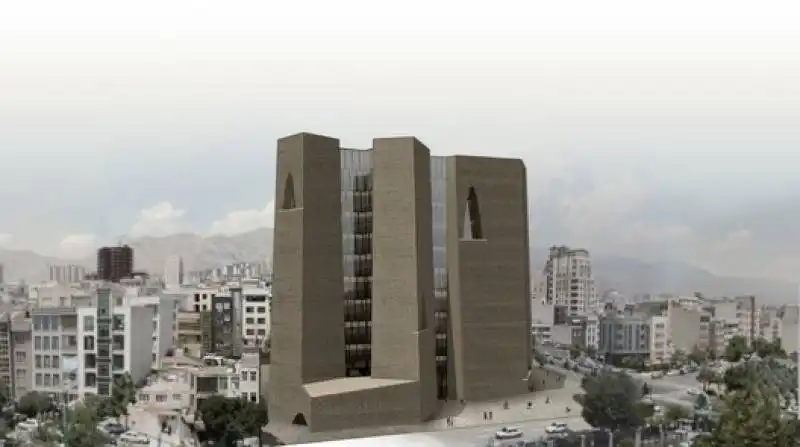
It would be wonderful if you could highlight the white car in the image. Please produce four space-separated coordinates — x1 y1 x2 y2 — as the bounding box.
545 422 569 434
687 388 700 396
494 427 524 440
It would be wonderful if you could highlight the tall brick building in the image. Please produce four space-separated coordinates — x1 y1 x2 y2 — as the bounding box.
96 245 134 283
268 132 533 434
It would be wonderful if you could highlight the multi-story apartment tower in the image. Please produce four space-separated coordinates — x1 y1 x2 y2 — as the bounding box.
97 245 134 283
268 133 531 434
164 256 184 289
10 312 32 399
48 264 87 284
210 293 235 357
0 312 13 395
542 246 596 317
735 295 759 347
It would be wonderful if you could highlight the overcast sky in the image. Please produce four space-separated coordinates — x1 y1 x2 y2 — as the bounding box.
0 0 798 280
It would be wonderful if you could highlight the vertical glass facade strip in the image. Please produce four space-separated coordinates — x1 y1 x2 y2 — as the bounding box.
430 156 449 399
341 149 374 377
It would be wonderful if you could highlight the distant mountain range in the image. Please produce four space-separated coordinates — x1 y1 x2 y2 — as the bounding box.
0 228 795 305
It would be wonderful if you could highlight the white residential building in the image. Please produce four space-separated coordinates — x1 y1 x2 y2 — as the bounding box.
183 287 217 313
48 264 87 284
127 295 177 368
164 256 185 289
649 315 671 364
75 288 154 398
241 287 270 347
541 245 597 316
30 287 154 401
585 313 600 351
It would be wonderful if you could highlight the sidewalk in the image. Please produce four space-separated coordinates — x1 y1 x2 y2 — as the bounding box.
431 388 580 430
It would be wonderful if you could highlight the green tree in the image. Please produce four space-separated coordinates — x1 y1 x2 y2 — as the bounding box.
723 358 798 400
724 335 748 362
697 366 716 391
663 404 690 423
17 391 54 418
579 371 648 432
688 345 707 365
695 384 798 446
198 395 268 445
751 339 787 359
62 400 113 447
670 349 688 367
109 373 137 418
569 344 582 360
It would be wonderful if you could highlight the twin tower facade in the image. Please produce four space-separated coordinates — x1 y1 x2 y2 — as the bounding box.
269 133 532 433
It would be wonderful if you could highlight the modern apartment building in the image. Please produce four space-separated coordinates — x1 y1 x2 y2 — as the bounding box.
0 312 14 395
209 293 236 357
26 287 154 400
649 315 670 364
11 312 32 399
268 133 532 434
97 245 134 283
779 305 799 355
541 246 597 316
241 287 270 349
127 295 176 368
598 313 651 364
164 256 185 289
48 264 87 284
735 295 759 346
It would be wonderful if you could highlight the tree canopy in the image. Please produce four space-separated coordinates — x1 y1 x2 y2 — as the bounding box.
723 358 798 402
108 373 137 417
689 345 708 365
17 391 54 418
579 371 649 432
751 338 787 359
198 395 268 445
695 384 797 447
724 335 749 362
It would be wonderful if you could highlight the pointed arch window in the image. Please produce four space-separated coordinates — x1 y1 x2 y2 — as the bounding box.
462 186 484 239
281 174 297 210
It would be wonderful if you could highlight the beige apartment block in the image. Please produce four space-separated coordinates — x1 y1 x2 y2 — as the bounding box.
267 133 533 435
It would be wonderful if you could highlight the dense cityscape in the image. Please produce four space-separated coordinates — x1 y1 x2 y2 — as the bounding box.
0 133 794 446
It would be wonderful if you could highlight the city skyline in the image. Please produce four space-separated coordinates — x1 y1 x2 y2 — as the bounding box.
1 2 798 281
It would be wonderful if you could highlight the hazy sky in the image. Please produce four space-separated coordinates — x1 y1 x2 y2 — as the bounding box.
1 1 798 280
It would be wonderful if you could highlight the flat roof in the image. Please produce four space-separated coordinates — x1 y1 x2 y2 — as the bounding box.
303 377 413 398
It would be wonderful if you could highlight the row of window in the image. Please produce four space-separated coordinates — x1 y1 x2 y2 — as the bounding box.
244 317 267 325
34 355 60 369
33 336 63 351
32 316 61 331
244 307 267 314
139 392 183 403
244 329 267 337
34 373 61 387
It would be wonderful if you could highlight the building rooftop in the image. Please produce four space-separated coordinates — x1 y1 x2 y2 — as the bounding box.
303 377 414 398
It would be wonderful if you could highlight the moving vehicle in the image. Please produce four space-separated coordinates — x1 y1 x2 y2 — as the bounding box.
494 426 524 440
687 388 700 396
118 431 151 446
545 422 569 434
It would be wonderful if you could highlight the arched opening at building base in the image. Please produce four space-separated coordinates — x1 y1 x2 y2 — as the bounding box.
292 413 308 426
